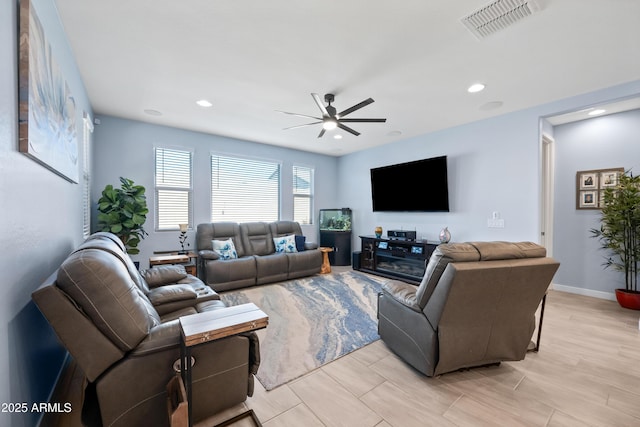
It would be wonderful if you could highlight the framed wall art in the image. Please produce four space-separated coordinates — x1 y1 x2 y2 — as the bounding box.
576 167 624 210
18 0 79 183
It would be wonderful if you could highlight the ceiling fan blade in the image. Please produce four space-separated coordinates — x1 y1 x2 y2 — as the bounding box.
276 110 322 120
311 93 330 117
283 121 322 130
339 118 387 123
317 128 326 138
337 123 360 136
338 98 374 117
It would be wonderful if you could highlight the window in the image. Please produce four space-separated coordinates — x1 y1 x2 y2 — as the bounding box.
211 154 280 222
293 165 313 225
82 112 93 238
155 147 192 230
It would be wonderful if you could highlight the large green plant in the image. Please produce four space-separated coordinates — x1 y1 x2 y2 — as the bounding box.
97 177 149 254
590 171 640 292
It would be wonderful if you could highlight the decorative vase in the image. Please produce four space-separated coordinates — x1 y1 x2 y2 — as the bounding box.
615 289 640 310
439 227 451 243
374 226 383 238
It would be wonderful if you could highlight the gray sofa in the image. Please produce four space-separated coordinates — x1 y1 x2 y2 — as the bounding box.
32 232 260 427
378 241 560 377
196 220 322 291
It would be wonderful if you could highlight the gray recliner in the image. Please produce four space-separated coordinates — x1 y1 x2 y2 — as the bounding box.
377 241 559 377
32 233 260 427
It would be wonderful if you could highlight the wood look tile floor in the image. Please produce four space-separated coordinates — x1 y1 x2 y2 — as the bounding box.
54 288 640 427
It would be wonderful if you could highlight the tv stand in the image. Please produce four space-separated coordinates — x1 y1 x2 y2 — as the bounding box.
357 236 438 284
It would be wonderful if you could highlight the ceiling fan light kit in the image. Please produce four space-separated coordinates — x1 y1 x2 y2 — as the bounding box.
280 93 387 138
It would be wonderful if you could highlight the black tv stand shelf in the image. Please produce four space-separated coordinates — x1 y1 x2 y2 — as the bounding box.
357 236 438 284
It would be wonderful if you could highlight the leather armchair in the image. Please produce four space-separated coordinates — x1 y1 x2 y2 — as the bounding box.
378 241 559 376
33 233 260 427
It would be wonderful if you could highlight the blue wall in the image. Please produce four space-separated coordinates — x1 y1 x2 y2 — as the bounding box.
552 109 640 298
92 116 340 268
1 0 92 425
337 81 640 298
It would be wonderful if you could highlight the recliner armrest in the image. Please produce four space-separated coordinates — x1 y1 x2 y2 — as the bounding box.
199 250 220 260
304 242 319 250
382 281 421 312
130 321 181 356
147 284 197 306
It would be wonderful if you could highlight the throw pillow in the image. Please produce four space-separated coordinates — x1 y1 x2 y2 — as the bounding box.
273 234 298 253
212 238 238 260
295 235 306 252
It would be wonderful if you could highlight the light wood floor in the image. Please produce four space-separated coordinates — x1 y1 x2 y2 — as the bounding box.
54 288 640 427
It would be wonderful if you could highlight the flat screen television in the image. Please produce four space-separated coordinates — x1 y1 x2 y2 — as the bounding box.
370 156 449 212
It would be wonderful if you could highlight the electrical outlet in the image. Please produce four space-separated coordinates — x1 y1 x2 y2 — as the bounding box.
487 219 505 228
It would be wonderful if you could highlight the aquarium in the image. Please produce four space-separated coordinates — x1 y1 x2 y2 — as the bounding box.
319 208 352 231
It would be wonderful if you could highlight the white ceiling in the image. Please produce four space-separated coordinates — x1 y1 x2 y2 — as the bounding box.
54 0 640 156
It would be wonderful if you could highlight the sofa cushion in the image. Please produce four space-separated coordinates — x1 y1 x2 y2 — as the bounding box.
142 265 188 288
197 222 246 257
56 248 155 352
256 253 289 285
273 234 298 253
415 243 481 309
286 250 322 279
147 284 198 306
76 234 151 294
470 241 546 260
268 220 303 237
205 256 257 291
212 238 238 260
240 222 275 256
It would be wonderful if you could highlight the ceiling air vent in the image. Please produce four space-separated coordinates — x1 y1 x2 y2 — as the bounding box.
461 0 541 39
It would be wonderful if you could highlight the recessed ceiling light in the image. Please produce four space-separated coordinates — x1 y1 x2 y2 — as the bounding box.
196 99 213 108
144 109 162 116
468 83 486 93
386 130 402 137
588 109 606 116
333 134 343 140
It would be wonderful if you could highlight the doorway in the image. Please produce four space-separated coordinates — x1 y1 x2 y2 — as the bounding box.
540 133 555 257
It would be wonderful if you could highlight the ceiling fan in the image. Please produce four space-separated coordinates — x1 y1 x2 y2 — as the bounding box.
278 93 386 138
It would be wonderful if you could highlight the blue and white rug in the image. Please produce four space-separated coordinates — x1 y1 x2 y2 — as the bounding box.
220 270 388 390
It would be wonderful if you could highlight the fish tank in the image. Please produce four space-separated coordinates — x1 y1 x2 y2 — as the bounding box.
319 208 352 232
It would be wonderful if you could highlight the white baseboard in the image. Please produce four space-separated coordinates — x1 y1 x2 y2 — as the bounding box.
550 282 616 301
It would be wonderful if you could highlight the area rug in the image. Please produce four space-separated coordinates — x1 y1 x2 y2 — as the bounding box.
219 270 388 390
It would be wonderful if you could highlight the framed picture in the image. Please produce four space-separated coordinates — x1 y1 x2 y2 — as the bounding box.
18 0 79 183
578 191 597 208
600 171 619 187
578 172 598 189
576 167 624 210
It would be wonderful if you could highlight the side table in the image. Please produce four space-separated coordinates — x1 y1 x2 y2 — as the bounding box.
150 253 197 276
319 247 333 274
179 303 268 427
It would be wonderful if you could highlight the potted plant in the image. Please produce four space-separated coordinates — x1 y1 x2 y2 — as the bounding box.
590 171 640 309
97 177 149 255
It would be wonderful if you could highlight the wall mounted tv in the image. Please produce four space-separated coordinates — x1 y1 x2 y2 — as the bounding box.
370 156 449 212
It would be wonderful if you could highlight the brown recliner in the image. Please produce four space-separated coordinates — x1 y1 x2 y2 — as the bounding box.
377 241 559 377
32 233 260 427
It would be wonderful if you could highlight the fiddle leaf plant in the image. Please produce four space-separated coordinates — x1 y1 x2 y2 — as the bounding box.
97 177 148 255
590 171 640 292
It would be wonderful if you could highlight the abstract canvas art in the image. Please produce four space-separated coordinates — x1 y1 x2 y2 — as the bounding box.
18 0 78 183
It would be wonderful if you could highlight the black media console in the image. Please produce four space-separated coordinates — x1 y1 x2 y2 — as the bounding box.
357 235 438 284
